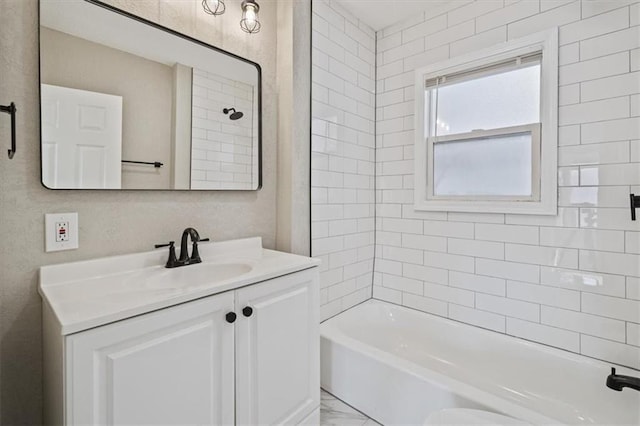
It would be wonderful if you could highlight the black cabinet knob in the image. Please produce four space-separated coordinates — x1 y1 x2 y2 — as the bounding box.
242 306 253 317
225 312 237 323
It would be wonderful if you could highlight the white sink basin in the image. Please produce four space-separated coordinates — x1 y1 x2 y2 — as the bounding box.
144 262 253 289
39 237 321 334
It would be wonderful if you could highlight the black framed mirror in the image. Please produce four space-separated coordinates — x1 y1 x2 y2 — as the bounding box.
39 0 261 190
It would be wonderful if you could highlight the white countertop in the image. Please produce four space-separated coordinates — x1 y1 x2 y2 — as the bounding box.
39 237 320 335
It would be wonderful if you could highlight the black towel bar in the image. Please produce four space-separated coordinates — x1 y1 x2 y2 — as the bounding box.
1 102 17 159
121 160 163 168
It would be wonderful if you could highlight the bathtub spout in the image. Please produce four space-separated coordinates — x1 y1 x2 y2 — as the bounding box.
606 368 640 392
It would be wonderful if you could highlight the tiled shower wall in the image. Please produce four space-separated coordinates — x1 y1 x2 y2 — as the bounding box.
311 0 376 320
374 0 640 369
191 69 254 189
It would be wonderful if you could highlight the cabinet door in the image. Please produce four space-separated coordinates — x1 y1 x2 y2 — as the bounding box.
66 292 235 425
235 268 320 425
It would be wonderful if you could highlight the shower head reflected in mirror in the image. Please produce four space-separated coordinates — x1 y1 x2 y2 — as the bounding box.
223 107 243 120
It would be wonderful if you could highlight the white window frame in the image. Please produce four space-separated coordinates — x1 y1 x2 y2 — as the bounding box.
414 29 558 215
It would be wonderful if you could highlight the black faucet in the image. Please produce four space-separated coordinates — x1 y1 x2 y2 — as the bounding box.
155 228 209 268
179 227 201 264
606 368 640 392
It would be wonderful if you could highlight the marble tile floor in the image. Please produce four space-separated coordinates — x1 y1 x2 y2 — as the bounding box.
320 389 381 425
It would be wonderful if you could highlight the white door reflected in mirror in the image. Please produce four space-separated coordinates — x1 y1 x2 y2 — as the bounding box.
41 84 122 189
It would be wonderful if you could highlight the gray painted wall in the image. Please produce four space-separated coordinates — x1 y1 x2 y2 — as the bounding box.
276 0 312 257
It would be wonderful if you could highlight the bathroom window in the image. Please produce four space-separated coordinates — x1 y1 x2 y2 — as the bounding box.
414 29 558 215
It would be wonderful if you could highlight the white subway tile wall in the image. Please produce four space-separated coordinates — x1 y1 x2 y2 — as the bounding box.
312 0 640 369
373 0 640 369
191 69 254 189
312 0 376 320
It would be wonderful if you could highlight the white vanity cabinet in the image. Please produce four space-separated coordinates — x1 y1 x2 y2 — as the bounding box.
65 291 236 425
40 239 320 426
235 270 320 425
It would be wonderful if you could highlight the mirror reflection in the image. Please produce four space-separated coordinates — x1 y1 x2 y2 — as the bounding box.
39 0 261 190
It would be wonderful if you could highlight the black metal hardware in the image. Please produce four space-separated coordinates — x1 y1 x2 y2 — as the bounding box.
155 235 211 268
1 102 17 159
122 160 163 168
155 241 179 268
223 107 244 120
607 367 640 392
179 228 201 264
242 306 253 317
190 241 201 263
630 194 640 221
225 312 237 323
189 237 211 263
157 229 209 268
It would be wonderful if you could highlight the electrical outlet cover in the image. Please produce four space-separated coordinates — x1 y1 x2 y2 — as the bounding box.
55 222 69 242
45 213 79 252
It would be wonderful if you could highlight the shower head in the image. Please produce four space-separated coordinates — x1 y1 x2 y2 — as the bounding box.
223 107 244 120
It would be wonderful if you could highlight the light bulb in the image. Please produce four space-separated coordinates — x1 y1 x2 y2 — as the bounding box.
245 6 256 23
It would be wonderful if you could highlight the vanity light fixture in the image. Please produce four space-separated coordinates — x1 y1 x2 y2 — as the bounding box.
240 0 261 34
202 0 225 16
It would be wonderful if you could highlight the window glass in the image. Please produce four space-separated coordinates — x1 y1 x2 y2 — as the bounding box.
428 63 540 137
433 132 532 197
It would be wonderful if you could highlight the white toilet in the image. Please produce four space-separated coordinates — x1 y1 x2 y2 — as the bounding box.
425 408 532 425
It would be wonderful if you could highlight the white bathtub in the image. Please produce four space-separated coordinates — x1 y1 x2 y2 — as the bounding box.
320 300 640 425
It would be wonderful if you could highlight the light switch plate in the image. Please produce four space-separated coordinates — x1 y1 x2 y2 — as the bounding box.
45 213 79 252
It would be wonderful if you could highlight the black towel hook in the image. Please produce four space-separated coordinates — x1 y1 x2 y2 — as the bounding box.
630 194 640 221
1 102 17 159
